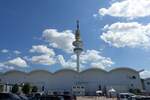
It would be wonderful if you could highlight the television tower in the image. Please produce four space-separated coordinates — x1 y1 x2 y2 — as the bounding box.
73 20 83 72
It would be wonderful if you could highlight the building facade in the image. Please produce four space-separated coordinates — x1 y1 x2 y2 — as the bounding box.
143 78 150 93
0 67 143 95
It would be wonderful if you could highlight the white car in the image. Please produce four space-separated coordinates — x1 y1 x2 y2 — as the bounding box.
119 93 135 100
131 95 150 100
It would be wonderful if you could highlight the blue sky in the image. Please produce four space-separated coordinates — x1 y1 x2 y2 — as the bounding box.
0 0 150 78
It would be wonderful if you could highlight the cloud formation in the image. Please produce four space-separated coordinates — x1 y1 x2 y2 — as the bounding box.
140 70 150 79
30 55 56 66
0 63 14 71
6 57 28 67
42 29 75 53
101 22 150 48
1 49 9 53
99 0 150 20
13 50 21 55
29 45 56 66
30 45 55 56
58 50 114 70
57 55 77 69
81 50 114 69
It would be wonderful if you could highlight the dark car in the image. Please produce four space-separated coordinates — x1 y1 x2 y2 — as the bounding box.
39 95 76 100
0 93 21 100
18 95 29 100
63 95 76 100
40 95 60 100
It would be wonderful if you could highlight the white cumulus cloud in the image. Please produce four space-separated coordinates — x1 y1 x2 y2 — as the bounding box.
99 0 150 20
30 45 55 56
13 50 21 55
42 29 75 53
57 55 77 70
0 63 14 70
30 55 56 66
29 45 56 66
6 57 28 68
101 22 150 48
1 49 9 53
57 50 114 70
140 70 150 79
81 50 114 69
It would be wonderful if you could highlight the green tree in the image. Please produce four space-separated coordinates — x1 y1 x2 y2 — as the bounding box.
22 83 31 94
129 88 141 94
11 84 19 94
0 85 4 92
32 86 38 93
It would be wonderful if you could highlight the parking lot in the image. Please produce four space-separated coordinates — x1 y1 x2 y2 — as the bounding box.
77 96 117 100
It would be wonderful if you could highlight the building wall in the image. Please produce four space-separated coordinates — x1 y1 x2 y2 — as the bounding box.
2 71 27 84
144 78 150 93
108 68 142 93
0 68 143 95
80 69 108 95
27 70 52 92
51 70 77 92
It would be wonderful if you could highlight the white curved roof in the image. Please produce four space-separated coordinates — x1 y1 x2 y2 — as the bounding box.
3 70 27 75
109 67 138 73
54 68 78 74
81 67 108 74
0 67 138 76
28 69 52 75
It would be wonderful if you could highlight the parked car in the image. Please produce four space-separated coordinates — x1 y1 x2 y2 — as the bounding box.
40 95 60 100
118 93 135 100
131 95 150 100
18 95 29 100
0 93 22 100
39 95 76 100
63 95 74 100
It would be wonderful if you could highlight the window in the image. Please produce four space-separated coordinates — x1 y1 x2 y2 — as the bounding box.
131 84 134 87
147 82 150 85
132 76 136 79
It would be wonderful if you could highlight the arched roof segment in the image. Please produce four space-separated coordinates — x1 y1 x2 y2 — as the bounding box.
109 67 138 73
3 70 27 75
54 68 78 74
81 68 108 74
28 70 52 75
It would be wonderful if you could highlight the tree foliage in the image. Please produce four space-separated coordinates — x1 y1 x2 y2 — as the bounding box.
32 86 38 93
0 85 3 92
22 83 31 94
11 84 19 94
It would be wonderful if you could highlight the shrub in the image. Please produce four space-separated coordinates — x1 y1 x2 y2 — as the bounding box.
11 84 19 94
22 83 31 94
32 86 38 93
